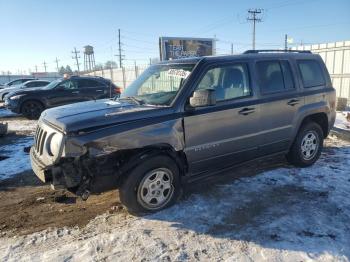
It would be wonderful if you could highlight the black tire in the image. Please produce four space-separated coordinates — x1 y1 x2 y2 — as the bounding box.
286 122 324 167
21 100 44 119
119 154 181 215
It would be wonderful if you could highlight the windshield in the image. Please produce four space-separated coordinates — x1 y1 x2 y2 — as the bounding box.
121 64 195 106
43 79 61 89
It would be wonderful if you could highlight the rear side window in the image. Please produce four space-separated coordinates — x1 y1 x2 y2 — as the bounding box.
78 79 103 88
257 60 295 94
37 81 49 87
298 60 325 88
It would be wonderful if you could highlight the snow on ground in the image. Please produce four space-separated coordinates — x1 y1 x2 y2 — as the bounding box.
0 136 349 261
0 136 33 180
5 119 37 135
335 111 350 131
0 107 37 135
0 107 17 118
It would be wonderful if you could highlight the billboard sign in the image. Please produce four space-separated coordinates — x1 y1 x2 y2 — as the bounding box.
159 37 215 61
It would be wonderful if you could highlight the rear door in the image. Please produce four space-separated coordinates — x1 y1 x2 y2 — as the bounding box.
184 62 261 176
77 79 109 100
47 79 82 107
256 59 302 156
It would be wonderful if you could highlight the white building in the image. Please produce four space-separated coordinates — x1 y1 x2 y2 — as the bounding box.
293 41 350 104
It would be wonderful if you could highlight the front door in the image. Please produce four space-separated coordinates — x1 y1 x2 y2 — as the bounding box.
184 62 261 176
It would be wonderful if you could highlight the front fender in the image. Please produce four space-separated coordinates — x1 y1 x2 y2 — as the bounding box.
67 118 185 157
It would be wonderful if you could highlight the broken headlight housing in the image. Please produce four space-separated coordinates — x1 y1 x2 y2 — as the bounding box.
47 132 64 159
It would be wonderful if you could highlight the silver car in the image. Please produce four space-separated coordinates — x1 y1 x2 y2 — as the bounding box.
0 80 50 101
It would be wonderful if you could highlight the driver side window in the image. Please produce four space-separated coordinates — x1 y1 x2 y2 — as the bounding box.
195 63 251 101
58 80 78 90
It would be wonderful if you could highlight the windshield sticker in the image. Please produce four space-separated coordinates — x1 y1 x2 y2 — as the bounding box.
167 69 191 79
105 100 121 105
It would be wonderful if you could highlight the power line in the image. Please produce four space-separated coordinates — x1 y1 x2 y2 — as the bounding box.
247 9 263 50
71 47 81 73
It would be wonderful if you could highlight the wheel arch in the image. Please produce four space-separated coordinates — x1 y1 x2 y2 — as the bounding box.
1 92 8 100
297 112 329 138
120 143 188 177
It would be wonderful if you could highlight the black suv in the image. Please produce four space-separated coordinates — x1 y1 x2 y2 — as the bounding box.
5 76 120 119
30 50 336 214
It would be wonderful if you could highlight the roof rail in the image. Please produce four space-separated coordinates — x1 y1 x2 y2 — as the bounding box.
243 49 312 54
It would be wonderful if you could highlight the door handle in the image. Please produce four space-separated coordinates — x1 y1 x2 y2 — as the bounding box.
238 107 255 115
287 99 299 106
72 91 80 94
96 89 103 92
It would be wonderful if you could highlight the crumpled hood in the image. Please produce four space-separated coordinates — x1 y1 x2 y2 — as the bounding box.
41 99 169 133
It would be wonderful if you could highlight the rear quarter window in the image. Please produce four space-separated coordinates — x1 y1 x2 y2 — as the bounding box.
78 79 104 88
298 60 325 88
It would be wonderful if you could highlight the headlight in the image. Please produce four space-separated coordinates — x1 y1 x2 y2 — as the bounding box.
9 94 25 100
47 133 63 158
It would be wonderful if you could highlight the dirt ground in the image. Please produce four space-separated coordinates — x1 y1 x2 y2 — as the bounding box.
0 145 285 238
0 170 127 237
0 107 126 237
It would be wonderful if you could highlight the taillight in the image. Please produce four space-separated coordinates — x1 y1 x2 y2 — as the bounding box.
114 87 122 94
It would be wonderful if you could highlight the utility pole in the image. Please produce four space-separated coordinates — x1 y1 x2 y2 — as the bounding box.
35 65 38 73
284 34 288 50
247 9 263 50
54 57 60 72
231 43 234 55
118 29 123 68
43 61 47 73
72 47 81 73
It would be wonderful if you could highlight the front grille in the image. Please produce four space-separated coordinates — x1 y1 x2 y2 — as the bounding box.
34 126 47 156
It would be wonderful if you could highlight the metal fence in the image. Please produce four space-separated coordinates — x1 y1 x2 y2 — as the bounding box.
0 74 60 85
85 65 149 89
294 41 350 103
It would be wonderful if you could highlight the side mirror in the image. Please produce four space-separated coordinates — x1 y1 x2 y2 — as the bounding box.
189 89 216 108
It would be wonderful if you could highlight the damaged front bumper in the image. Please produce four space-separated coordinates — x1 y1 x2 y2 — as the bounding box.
30 147 52 183
30 147 120 198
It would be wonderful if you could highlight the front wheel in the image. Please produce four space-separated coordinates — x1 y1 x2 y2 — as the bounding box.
21 100 44 119
286 122 324 167
119 155 181 215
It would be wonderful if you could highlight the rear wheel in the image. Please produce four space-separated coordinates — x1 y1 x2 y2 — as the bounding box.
119 155 181 215
21 100 44 119
286 122 323 167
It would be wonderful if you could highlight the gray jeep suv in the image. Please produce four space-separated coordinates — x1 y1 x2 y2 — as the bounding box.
30 50 336 214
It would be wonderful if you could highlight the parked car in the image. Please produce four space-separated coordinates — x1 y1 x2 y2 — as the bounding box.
0 78 36 89
4 76 120 119
0 80 50 101
30 50 336 214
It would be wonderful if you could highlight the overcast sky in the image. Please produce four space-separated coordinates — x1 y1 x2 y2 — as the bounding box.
0 0 349 74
